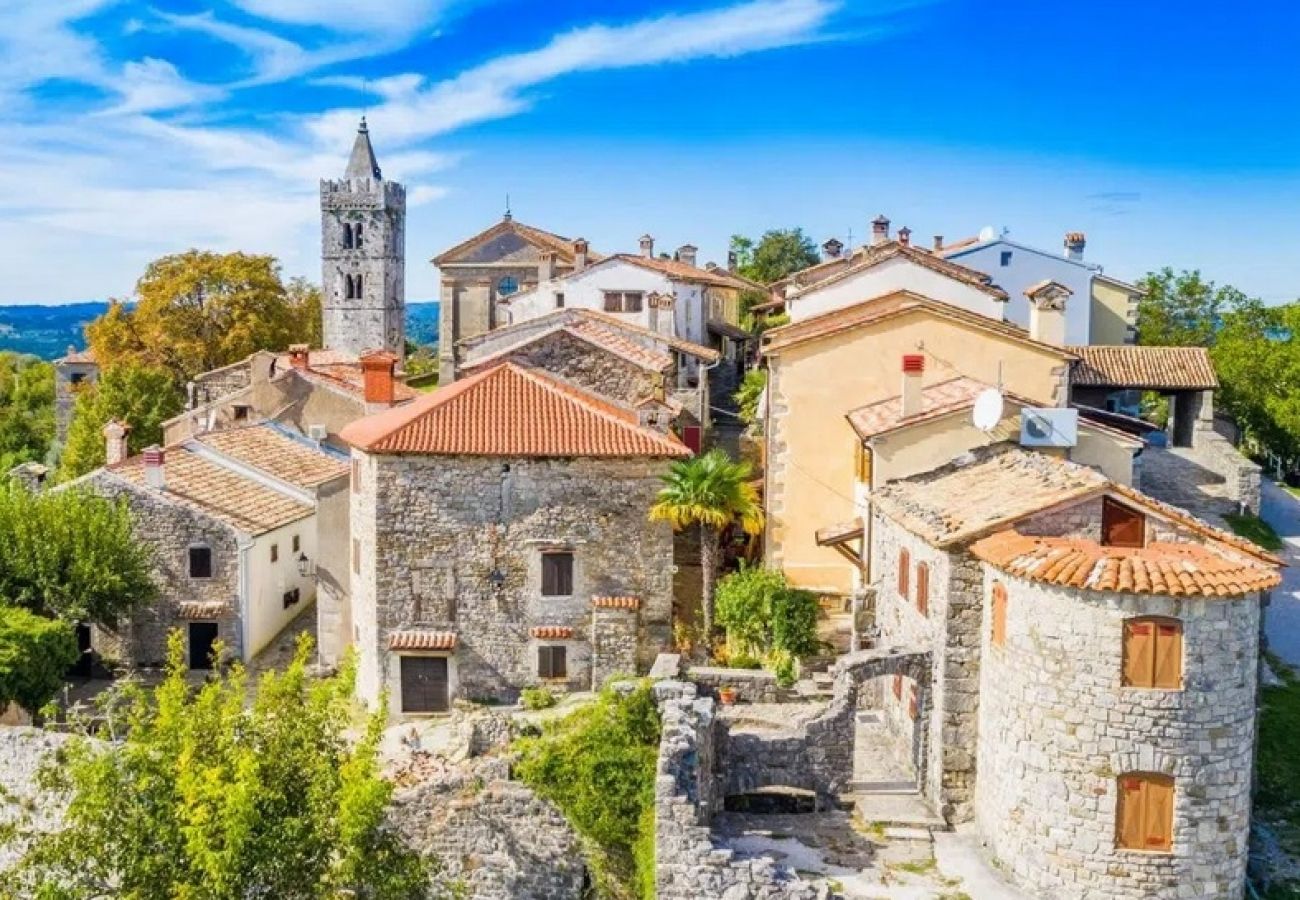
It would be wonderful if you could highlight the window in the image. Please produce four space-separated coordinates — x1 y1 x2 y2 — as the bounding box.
555 292 565 309
344 273 363 299
915 562 929 616
538 645 568 679
498 276 519 296
908 684 918 720
282 587 300 609
292 534 300 553
897 548 910 599
270 543 279 563
351 458 360 493
991 581 1008 647
353 223 364 249
1000 250 1013 267
541 552 574 596
1122 617 1183 689
892 674 902 700
603 291 644 313
188 545 213 579
342 223 354 249
352 538 360 575
70 372 86 385
232 404 250 421
1116 773 1174 852
1103 497 1146 548
188 622 219 670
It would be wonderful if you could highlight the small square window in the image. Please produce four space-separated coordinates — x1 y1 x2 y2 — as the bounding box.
270 544 279 563
188 546 213 579
232 405 250 421
555 292 565 309
541 552 574 596
1000 250 1013 267
282 587 300 609
538 645 568 679
292 535 300 553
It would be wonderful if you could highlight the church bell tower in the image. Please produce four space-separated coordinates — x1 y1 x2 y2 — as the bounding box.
320 118 406 358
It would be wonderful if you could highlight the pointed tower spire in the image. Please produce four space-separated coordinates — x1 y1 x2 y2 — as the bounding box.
345 116 382 181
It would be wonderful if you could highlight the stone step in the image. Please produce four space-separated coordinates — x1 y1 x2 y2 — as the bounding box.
882 826 934 843
850 780 918 794
850 791 949 831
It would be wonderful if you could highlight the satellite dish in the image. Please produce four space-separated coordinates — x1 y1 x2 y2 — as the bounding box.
978 225 997 242
972 388 1004 432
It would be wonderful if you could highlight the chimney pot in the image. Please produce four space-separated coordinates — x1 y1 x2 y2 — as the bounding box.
727 250 737 271
1026 281 1072 345
142 445 165 490
360 350 398 408
821 238 844 261
538 250 556 282
871 214 890 246
103 419 131 467
288 344 310 370
1064 231 1086 261
572 238 589 272
898 226 912 247
933 235 944 251
901 355 924 418
677 244 698 268
639 234 655 258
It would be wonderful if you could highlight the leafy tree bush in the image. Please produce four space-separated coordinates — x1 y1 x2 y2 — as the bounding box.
715 564 821 685
733 368 767 426
729 229 820 285
1 633 441 899
513 682 661 899
58 362 183 480
520 685 557 710
0 606 77 714
0 483 156 626
0 353 53 473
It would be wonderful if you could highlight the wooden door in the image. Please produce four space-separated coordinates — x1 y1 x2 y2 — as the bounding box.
400 656 449 713
1102 498 1145 548
188 622 219 670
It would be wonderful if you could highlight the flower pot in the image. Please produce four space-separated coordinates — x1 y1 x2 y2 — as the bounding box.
718 687 738 705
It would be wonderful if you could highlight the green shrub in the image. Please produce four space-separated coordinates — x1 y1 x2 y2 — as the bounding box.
733 369 767 425
0 606 78 714
520 686 558 710
715 563 821 684
514 683 661 898
728 653 763 670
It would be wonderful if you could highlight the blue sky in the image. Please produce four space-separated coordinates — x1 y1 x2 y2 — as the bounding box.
2 0 1299 304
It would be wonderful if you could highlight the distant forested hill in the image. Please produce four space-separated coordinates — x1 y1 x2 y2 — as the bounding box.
0 300 441 361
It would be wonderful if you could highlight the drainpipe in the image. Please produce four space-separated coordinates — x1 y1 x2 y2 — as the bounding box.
238 535 254 664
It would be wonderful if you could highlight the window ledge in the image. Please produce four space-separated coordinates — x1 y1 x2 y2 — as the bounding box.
1114 847 1174 857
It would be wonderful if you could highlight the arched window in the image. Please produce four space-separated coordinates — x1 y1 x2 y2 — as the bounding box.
991 581 1007 647
1116 772 1174 851
498 275 519 296
354 223 364 249
1122 617 1183 689
343 274 354 299
342 224 354 249
354 274 363 298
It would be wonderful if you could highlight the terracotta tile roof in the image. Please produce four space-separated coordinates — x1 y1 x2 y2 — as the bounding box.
762 290 1074 359
56 347 97 365
195 424 349 488
871 445 1109 547
340 362 691 458
461 321 673 375
614 254 759 291
815 518 864 546
787 241 1009 302
388 631 457 651
971 531 1280 598
298 363 420 403
178 601 229 619
771 255 854 291
531 626 574 639
933 235 983 257
273 348 358 368
1067 345 1218 390
1108 481 1283 565
592 596 640 609
460 308 719 364
109 447 313 536
847 377 990 440
432 218 601 266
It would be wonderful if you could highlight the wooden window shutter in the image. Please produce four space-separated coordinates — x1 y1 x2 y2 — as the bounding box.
898 549 910 599
1116 776 1146 850
892 674 902 700
1154 620 1184 689
908 685 918 720
1103 497 1146 548
1117 773 1174 851
916 562 929 616
1144 776 1175 851
991 581 1007 647
1122 619 1156 688
856 444 873 484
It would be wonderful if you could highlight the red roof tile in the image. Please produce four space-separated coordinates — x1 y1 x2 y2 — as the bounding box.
592 596 640 609
531 626 575 639
388 631 457 651
339 363 691 458
1067 345 1219 390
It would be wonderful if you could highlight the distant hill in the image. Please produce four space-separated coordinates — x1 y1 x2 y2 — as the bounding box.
0 301 441 361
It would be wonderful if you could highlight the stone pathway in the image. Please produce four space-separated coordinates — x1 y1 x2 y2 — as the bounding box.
1139 446 1235 527
1260 479 1300 667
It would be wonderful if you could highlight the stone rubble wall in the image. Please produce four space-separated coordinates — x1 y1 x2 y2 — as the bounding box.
0 727 82 873
590 604 639 690
688 666 797 704
974 567 1259 899
1194 428 1262 514
653 680 832 900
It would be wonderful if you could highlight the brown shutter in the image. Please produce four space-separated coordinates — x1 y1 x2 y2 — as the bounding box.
908 685 918 720
1116 776 1145 849
991 582 1007 647
1154 621 1183 689
1103 497 1146 548
892 674 902 700
916 563 929 616
1123 620 1156 688
1143 776 1175 851
898 549 910 599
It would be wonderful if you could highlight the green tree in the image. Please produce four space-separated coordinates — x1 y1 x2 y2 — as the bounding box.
729 228 820 285
86 250 321 387
1213 298 1300 465
1135 267 1243 347
58 363 183 480
0 353 53 472
2 634 440 899
0 483 156 627
714 564 820 685
733 368 767 426
649 449 764 641
0 606 78 715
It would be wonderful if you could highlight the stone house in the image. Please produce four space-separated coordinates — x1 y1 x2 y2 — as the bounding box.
52 346 98 445
454 307 721 449
338 361 689 718
76 421 349 668
861 443 1280 899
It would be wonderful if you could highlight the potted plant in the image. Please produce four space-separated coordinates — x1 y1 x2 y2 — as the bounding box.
718 685 738 705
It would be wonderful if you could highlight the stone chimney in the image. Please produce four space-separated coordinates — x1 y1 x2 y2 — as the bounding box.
901 354 924 418
1026 281 1072 346
897 226 912 248
572 238 589 272
288 344 310 370
539 250 556 282
727 250 738 271
1064 231 1086 261
932 235 944 252
142 446 165 491
639 234 655 258
103 419 131 466
822 238 844 261
677 244 698 268
871 215 890 246
360 350 398 409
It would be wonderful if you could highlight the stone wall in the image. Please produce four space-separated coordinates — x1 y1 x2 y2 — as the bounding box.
354 453 675 714
974 567 1260 899
1194 428 1262 514
321 177 406 358
0 728 83 872
688 666 796 704
590 602 639 689
53 360 98 445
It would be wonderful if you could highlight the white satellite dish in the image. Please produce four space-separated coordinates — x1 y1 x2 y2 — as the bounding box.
972 388 1004 432
978 225 997 242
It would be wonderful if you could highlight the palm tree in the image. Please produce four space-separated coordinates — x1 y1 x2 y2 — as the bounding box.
650 448 764 645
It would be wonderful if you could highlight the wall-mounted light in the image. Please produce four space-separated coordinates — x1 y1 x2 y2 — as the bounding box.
488 568 505 588
297 552 315 578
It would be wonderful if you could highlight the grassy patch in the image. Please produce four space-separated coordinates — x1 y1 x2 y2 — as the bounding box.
1224 512 1285 551
889 857 936 876
1257 658 1300 896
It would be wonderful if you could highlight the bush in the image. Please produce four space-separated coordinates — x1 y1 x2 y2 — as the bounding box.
514 683 661 899
0 606 78 714
733 369 767 425
715 564 821 683
520 686 558 710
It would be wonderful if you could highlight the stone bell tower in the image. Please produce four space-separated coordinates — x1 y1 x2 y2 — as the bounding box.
320 118 406 359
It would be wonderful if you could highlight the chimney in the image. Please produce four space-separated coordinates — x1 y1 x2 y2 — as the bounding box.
901 354 924 418
1026 281 1072 346
897 226 912 248
538 250 556 282
142 445 165 491
360 350 398 409
288 343 310 370
821 238 844 261
677 244 698 268
932 235 944 252
871 214 890 246
727 250 737 271
1064 231 1086 261
572 238 589 272
639 234 655 258
103 419 131 466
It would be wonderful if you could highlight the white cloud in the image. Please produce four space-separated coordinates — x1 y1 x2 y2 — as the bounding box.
156 11 316 83
0 1 119 100
101 58 222 115
230 0 453 37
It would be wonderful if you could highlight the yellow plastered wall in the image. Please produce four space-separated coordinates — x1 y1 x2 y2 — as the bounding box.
1089 280 1139 346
